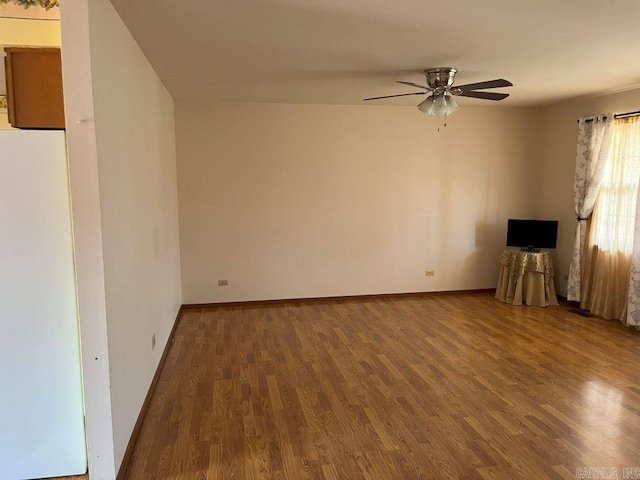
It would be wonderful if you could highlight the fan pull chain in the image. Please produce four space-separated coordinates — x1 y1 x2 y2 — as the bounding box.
436 114 449 132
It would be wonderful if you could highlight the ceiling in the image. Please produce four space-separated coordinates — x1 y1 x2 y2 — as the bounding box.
109 0 640 107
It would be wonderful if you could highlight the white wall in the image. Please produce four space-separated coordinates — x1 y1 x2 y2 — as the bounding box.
177 102 542 303
60 1 116 477
61 0 182 475
537 87 640 296
84 0 182 472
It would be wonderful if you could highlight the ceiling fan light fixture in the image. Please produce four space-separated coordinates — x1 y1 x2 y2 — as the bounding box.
417 93 459 116
417 95 436 115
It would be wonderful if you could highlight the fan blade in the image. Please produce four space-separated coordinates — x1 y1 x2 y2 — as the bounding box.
396 80 431 90
455 79 513 91
363 92 427 101
455 90 509 101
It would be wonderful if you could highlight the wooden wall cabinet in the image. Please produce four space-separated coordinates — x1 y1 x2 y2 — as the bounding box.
4 47 65 129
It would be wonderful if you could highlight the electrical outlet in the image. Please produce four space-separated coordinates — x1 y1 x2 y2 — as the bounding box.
151 333 156 350
218 279 229 286
425 270 435 277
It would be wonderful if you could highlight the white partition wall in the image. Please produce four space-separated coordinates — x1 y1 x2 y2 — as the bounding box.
0 130 86 479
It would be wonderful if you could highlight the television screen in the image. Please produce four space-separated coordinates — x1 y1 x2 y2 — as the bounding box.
506 219 558 250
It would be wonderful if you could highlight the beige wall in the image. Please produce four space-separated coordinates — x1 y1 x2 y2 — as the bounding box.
537 87 640 296
87 0 181 471
177 101 542 303
0 18 61 129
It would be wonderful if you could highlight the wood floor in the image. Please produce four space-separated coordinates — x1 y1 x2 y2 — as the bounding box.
120 292 640 479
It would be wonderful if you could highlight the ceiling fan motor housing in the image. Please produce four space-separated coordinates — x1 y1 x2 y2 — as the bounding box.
424 67 457 90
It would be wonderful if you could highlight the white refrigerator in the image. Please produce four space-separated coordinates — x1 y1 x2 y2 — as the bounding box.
0 130 87 479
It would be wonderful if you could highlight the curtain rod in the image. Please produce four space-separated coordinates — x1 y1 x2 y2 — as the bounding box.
577 110 640 123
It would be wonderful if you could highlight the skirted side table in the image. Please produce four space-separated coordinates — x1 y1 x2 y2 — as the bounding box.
495 249 559 307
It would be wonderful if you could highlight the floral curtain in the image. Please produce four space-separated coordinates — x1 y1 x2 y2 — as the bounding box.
627 225 640 327
624 118 640 328
566 115 614 301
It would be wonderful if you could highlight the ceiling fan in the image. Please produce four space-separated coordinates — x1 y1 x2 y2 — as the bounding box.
363 67 513 116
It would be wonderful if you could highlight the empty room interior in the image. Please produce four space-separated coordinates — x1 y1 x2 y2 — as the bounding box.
1 0 640 479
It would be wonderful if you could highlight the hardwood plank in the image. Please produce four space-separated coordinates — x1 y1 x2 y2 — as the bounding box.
119 292 640 479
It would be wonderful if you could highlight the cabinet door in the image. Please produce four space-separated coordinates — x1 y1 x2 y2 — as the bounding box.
4 47 65 129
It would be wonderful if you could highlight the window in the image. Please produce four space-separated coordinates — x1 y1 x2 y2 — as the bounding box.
590 117 640 254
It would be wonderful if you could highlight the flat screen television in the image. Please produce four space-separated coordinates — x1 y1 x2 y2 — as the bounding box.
506 219 558 251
